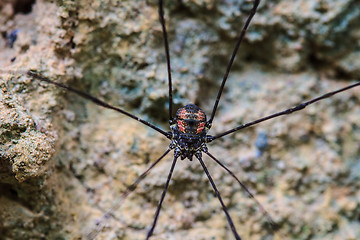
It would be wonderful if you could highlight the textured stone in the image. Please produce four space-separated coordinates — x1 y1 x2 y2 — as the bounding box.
0 0 359 239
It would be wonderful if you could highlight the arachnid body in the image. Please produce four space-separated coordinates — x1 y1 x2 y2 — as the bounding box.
1 0 360 239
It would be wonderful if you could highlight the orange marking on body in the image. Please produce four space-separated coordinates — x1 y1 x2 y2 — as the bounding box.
196 122 205 134
177 120 185 133
196 110 205 121
179 114 187 119
178 109 188 119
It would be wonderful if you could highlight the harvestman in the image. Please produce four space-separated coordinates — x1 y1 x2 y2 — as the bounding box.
2 0 360 239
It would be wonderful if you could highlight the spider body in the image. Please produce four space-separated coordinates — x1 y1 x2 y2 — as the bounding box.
171 104 208 160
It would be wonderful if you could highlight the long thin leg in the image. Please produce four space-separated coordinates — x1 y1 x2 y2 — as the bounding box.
195 152 242 240
204 150 278 232
158 0 174 123
208 0 260 125
86 148 172 240
146 153 179 239
211 81 360 140
1 70 171 138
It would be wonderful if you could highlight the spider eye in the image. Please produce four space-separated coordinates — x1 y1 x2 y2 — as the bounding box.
188 119 196 127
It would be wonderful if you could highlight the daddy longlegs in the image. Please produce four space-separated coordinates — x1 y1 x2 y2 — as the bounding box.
1 0 360 239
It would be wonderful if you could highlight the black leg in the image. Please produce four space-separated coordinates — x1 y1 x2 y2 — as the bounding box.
208 0 260 126
158 0 174 123
204 150 278 233
86 149 172 240
210 81 360 140
2 70 171 138
195 152 242 240
146 153 179 239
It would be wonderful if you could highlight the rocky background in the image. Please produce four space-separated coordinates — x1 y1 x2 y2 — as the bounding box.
0 0 360 239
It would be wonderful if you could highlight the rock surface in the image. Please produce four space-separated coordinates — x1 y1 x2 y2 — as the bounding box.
0 0 360 239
